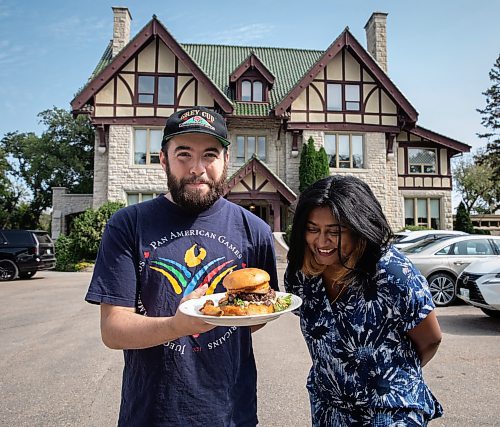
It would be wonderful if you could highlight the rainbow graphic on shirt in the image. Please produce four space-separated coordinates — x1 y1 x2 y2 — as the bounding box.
149 244 237 296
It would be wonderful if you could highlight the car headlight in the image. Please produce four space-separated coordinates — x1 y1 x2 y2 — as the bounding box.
483 273 500 285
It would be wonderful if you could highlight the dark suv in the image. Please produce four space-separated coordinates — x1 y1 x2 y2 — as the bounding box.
0 230 56 280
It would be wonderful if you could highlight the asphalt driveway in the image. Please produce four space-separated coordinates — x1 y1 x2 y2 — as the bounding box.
1 271 499 426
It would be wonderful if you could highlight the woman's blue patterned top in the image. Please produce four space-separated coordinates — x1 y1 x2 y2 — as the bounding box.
284 246 443 423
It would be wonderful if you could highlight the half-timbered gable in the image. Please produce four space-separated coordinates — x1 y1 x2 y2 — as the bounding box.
52 8 470 238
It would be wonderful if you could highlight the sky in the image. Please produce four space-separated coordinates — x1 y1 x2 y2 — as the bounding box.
0 0 498 157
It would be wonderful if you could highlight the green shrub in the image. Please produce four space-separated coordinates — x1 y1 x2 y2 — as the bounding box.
397 225 431 232
69 201 124 262
54 201 124 271
54 235 78 271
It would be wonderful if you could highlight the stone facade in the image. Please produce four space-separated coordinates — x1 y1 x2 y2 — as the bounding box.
51 187 93 239
364 12 388 72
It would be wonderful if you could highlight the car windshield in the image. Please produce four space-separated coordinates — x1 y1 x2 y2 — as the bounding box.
402 236 452 254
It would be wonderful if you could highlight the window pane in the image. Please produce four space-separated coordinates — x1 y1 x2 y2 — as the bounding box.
253 81 263 102
150 130 162 164
258 136 266 160
138 75 154 104
324 134 336 167
408 148 436 174
352 135 363 168
346 85 360 111
417 199 427 226
327 84 342 111
430 199 440 229
236 136 245 161
405 199 414 226
142 194 154 202
158 77 174 105
242 81 251 102
127 194 139 205
338 135 350 164
345 85 360 101
138 94 154 103
247 136 256 159
134 130 147 164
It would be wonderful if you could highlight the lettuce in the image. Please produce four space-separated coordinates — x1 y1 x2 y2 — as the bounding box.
274 294 292 312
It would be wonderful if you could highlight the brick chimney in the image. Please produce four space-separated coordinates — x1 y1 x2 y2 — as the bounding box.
112 7 132 57
364 12 388 72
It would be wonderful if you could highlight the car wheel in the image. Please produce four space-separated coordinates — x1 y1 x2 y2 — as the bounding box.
19 271 36 280
480 308 500 318
428 272 456 307
0 259 19 281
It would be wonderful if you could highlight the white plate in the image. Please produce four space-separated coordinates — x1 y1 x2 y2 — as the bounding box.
179 291 302 327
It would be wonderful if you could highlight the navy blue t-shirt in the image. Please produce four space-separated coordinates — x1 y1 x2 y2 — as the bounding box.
86 195 278 427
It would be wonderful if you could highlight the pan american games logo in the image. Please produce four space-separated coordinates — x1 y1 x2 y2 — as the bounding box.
149 244 236 296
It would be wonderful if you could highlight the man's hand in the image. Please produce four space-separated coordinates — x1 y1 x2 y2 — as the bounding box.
100 284 216 350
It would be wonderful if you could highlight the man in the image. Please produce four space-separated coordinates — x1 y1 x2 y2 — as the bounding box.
85 106 279 426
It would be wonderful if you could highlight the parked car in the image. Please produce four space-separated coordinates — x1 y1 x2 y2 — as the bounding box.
402 235 500 307
456 259 500 318
393 230 467 249
0 229 56 281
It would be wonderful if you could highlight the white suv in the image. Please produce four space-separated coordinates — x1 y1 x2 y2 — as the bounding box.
456 259 500 318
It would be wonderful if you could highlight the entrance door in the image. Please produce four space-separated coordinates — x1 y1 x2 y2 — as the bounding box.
246 203 269 223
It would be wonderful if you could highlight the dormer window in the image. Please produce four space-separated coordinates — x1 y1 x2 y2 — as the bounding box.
241 79 263 102
230 52 274 104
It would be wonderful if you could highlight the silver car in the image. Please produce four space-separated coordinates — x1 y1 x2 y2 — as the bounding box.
402 235 500 307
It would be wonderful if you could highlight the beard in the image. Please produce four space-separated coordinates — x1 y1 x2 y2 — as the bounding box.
165 162 228 214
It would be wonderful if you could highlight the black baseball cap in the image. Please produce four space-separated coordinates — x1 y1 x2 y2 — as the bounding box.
162 106 231 148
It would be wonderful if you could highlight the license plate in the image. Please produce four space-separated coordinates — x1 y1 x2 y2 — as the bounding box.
459 288 470 299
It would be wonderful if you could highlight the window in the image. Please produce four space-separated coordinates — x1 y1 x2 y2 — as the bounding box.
240 79 264 102
127 192 158 205
408 148 437 174
236 135 267 163
327 83 361 111
137 75 175 105
405 198 440 228
440 239 494 256
134 128 162 165
324 134 364 168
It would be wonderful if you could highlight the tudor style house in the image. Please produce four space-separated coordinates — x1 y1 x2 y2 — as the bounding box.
51 7 470 238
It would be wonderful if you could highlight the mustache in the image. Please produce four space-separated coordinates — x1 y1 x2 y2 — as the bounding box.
181 176 213 185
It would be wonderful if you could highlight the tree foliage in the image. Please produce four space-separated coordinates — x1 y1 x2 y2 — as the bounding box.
455 201 474 233
55 201 124 271
476 53 500 191
453 157 497 213
0 107 94 229
299 136 330 192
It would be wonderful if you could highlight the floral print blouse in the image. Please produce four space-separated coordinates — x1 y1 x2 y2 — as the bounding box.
284 246 443 425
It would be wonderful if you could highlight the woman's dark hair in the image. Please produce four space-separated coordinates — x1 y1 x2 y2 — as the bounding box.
287 175 393 277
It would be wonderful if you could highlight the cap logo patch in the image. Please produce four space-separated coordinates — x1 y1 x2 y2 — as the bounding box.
179 115 215 131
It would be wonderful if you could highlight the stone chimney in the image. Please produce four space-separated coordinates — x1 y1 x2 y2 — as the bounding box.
112 7 132 57
364 12 388 72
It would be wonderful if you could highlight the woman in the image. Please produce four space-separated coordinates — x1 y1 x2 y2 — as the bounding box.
285 175 443 426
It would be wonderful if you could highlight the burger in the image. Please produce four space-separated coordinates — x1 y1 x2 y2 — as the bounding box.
200 268 282 316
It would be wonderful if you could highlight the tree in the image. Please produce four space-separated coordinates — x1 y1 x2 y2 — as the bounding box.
299 137 317 192
453 157 496 213
476 54 500 188
1 107 94 229
316 147 330 181
455 201 474 233
299 137 330 192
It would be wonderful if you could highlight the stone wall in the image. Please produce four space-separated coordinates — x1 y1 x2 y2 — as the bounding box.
51 187 93 239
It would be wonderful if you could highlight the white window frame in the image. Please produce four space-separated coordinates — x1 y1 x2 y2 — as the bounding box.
133 128 163 165
324 133 364 169
235 135 267 164
126 192 159 206
404 197 441 229
408 148 437 174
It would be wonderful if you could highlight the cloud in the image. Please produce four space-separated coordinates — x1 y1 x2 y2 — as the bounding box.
47 15 109 44
190 23 275 46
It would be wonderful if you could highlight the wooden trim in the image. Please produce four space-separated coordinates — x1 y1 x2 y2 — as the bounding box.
287 122 400 133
